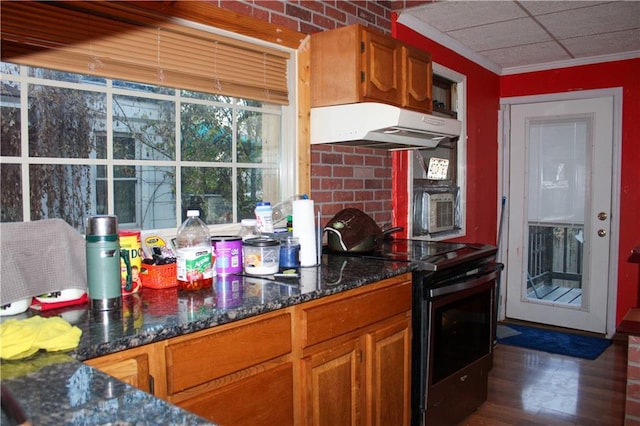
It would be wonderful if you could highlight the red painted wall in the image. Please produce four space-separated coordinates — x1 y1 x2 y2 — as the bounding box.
393 22 501 246
501 59 640 325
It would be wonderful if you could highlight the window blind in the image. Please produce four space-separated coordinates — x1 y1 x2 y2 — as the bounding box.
0 1 290 104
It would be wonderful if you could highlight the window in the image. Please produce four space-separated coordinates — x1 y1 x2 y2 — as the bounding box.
409 65 467 241
0 2 298 233
0 64 294 231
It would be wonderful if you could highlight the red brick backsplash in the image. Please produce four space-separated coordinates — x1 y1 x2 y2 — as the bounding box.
311 145 393 226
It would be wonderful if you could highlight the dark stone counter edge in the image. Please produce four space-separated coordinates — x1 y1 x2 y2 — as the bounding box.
0 259 413 426
73 261 413 361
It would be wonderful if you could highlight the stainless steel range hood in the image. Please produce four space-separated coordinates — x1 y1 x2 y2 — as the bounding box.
311 102 462 150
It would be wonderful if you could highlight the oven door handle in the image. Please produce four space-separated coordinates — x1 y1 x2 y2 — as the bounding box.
428 268 501 298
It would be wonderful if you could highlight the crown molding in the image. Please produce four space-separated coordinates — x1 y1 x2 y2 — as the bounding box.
501 51 640 75
397 12 640 77
396 13 502 75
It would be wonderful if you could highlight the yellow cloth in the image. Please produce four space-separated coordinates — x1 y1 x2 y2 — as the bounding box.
0 316 82 360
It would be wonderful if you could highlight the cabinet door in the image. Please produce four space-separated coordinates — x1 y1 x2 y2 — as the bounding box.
402 46 432 113
85 345 154 394
178 363 294 426
366 316 412 426
362 29 401 106
302 338 362 426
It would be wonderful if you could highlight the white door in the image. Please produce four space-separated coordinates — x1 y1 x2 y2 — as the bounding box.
505 96 614 334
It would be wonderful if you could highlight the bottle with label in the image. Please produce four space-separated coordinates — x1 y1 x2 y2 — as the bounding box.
176 210 213 290
254 202 274 234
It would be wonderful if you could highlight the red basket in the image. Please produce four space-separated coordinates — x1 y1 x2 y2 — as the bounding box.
140 263 177 289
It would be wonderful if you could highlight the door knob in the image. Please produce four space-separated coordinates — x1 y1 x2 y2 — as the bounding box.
598 212 608 221
598 229 607 237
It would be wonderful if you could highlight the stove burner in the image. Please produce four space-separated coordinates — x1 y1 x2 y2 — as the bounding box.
326 239 496 272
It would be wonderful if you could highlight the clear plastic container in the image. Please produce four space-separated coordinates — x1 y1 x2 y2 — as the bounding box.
175 210 213 290
279 236 300 268
242 237 280 275
272 194 308 227
239 218 258 240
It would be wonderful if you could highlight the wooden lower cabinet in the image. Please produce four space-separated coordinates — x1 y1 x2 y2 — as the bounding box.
84 343 159 394
295 273 412 426
367 316 412 426
301 337 362 425
176 362 294 426
85 273 412 426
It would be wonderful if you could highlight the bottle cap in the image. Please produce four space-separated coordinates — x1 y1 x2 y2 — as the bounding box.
256 201 271 206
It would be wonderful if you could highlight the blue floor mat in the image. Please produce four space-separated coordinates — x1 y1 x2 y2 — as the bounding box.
497 324 612 360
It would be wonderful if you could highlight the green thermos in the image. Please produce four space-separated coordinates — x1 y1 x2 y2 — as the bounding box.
86 215 122 311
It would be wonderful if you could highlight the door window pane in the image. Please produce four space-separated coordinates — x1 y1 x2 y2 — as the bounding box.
526 118 587 305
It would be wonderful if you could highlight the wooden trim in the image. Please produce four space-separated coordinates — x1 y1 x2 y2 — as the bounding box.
125 1 306 50
297 35 312 195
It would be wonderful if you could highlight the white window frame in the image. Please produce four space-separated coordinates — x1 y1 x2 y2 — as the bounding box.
0 47 298 237
408 62 467 241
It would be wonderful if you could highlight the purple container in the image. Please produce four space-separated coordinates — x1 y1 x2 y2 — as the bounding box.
215 275 243 309
212 236 243 275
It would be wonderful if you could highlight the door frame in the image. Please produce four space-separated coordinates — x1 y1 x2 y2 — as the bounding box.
497 88 623 338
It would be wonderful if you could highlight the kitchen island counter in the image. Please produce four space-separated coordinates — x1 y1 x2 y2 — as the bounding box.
1 254 412 425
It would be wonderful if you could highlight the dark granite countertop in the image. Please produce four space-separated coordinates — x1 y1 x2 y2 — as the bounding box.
1 254 412 425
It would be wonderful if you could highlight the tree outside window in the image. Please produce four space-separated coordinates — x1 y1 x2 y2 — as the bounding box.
0 63 283 232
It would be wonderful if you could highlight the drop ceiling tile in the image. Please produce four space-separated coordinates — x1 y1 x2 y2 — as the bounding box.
408 1 526 32
519 1 608 16
448 18 551 52
562 29 640 57
482 41 571 68
537 2 640 39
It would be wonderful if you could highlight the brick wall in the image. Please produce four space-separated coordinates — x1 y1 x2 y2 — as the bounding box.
212 0 401 226
628 336 640 424
216 1 394 34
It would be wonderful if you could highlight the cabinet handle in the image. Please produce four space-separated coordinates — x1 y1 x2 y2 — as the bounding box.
149 375 155 395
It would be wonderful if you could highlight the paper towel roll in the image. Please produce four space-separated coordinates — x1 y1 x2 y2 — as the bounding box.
292 199 318 267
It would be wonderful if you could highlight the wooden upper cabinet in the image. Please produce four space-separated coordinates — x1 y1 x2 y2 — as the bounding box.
311 24 432 114
402 45 433 113
362 28 402 106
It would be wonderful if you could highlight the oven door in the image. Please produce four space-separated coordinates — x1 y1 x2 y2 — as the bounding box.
412 265 500 426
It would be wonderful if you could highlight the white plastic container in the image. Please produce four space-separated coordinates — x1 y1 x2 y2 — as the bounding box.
242 237 280 275
254 202 274 234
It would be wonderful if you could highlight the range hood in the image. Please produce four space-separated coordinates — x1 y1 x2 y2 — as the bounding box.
311 102 462 150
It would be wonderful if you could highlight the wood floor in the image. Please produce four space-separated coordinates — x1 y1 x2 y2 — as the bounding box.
458 340 627 425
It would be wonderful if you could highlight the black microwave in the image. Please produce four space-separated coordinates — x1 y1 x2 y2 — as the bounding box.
413 189 457 236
